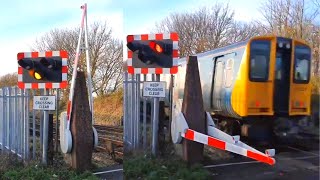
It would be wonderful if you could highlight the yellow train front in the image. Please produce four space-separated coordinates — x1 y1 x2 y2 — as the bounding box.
167 35 312 143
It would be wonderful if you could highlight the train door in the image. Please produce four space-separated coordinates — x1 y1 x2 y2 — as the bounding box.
273 40 292 115
212 57 224 112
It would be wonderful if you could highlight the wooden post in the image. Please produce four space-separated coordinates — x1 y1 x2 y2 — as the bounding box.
70 71 93 171
181 56 206 164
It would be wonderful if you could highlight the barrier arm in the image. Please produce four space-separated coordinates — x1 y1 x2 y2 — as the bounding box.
176 112 276 166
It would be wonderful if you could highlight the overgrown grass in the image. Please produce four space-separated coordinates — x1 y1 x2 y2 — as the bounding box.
3 165 98 180
123 154 210 180
0 155 98 180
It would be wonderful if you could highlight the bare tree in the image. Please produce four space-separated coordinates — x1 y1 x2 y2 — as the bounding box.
227 21 262 44
154 3 235 57
0 73 17 88
258 0 320 76
33 21 123 96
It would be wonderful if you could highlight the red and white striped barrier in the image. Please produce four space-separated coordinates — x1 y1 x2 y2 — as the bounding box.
181 129 276 165
66 3 87 129
172 111 276 166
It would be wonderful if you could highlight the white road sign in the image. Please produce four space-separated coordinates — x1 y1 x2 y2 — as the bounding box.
143 81 166 98
33 96 56 110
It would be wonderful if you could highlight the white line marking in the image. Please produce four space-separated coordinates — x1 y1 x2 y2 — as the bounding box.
204 155 320 168
93 168 123 175
286 146 320 156
278 155 319 161
204 161 257 168
307 165 320 170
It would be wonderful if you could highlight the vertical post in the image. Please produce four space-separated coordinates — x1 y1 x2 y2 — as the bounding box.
3 88 7 151
152 74 160 156
32 90 36 158
14 87 18 153
136 74 140 148
143 74 147 149
26 90 30 160
1 88 5 153
48 114 54 165
19 88 22 155
83 4 94 125
150 75 155 148
7 87 11 151
131 75 136 149
55 89 60 152
127 74 133 150
123 72 129 150
168 75 174 142
40 90 43 151
42 89 49 165
22 89 27 159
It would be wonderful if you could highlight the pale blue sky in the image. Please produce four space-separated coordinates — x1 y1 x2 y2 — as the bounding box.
0 0 262 76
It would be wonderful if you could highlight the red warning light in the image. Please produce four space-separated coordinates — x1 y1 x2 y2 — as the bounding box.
149 41 163 53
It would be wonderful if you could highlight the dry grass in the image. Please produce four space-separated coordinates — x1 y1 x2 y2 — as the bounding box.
93 89 123 126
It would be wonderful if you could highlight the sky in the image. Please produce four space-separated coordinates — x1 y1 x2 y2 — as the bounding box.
0 0 262 76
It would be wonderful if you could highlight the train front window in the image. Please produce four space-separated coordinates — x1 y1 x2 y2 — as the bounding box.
249 40 271 82
294 45 311 83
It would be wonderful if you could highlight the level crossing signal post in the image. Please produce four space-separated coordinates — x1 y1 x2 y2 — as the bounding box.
124 32 179 156
17 50 68 165
57 3 98 171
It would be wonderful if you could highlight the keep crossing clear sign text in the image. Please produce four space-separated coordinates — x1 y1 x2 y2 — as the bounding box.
143 81 166 98
33 96 56 110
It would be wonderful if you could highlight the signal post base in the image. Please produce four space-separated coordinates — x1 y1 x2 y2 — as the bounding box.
70 71 93 172
181 56 206 164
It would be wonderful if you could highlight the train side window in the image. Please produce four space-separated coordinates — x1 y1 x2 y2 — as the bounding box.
224 58 234 87
249 40 271 82
294 45 311 83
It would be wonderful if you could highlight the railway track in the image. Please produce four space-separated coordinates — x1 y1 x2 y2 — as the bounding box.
29 121 123 160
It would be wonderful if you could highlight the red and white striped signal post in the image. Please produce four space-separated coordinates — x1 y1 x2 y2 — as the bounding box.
17 50 68 165
124 32 179 155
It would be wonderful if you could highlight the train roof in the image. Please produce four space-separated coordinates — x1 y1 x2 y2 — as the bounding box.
177 35 311 65
178 39 249 64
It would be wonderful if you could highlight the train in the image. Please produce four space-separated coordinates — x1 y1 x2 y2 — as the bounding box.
161 35 312 144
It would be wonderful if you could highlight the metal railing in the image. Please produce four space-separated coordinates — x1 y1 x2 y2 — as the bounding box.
0 86 30 159
123 72 162 155
0 86 61 162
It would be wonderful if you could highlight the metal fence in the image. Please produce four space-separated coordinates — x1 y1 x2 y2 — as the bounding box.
123 72 163 155
0 86 30 160
0 86 61 162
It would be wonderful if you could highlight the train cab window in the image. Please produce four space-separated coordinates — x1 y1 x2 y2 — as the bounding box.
294 45 311 83
275 53 283 80
249 40 271 82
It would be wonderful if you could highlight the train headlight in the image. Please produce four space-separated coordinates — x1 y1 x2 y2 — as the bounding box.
285 43 290 49
278 42 283 48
